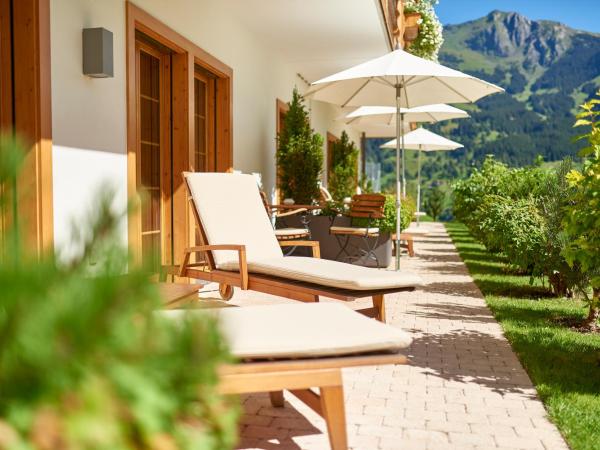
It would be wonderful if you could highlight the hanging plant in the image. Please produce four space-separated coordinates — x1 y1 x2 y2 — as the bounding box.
403 0 444 61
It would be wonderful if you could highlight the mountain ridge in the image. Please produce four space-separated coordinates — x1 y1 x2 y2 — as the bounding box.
365 10 600 192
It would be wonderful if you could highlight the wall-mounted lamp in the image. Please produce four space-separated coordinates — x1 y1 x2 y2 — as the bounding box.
82 27 113 78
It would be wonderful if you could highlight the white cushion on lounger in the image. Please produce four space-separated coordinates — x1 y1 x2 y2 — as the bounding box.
185 173 283 267
163 303 412 359
219 256 423 291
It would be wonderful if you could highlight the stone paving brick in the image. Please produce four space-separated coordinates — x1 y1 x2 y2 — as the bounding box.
229 223 568 449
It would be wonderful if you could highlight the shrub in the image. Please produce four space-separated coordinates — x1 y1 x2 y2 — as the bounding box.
277 88 324 204
451 154 584 296
424 184 445 221
0 136 238 449
476 195 546 275
563 92 600 329
328 131 359 203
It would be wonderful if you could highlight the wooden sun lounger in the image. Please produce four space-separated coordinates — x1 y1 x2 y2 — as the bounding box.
178 172 420 322
219 352 406 450
158 285 411 450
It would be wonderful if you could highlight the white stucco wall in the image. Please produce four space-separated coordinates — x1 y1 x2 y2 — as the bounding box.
50 0 364 255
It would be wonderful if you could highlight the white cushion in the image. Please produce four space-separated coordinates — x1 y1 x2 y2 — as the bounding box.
185 173 283 267
330 225 379 235
162 303 412 359
219 256 423 291
274 227 309 237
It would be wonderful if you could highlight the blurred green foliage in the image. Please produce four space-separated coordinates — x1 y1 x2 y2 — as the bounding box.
0 135 238 449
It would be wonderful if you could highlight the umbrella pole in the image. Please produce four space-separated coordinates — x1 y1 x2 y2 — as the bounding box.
417 145 422 226
395 88 403 271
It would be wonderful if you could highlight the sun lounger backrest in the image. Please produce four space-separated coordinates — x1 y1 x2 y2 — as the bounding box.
184 172 283 268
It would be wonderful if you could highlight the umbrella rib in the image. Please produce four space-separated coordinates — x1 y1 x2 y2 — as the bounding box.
435 78 474 103
342 77 373 108
405 76 433 87
375 76 395 87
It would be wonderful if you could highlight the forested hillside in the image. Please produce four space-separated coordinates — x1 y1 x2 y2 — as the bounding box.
365 10 600 192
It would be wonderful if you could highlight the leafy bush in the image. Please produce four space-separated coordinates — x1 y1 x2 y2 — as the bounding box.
424 184 445 221
328 131 359 203
563 92 600 328
476 195 546 275
277 88 324 204
451 154 584 296
0 136 238 449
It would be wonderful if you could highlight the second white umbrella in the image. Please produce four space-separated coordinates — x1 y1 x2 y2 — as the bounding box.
344 104 468 195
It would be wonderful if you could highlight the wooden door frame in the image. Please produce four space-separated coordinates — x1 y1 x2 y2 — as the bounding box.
274 98 289 203
126 2 232 265
0 0 53 256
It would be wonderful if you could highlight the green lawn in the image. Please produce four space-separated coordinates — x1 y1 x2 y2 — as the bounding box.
445 222 600 450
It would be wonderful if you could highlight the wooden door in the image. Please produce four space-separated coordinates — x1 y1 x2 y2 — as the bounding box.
136 41 172 270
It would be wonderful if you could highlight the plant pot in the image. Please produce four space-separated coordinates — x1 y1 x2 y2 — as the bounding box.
404 12 421 42
277 214 393 268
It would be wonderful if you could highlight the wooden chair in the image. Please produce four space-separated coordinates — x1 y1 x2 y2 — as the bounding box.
178 172 422 322
330 194 386 268
162 302 413 450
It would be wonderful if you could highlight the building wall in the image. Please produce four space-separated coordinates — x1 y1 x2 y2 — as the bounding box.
50 0 361 256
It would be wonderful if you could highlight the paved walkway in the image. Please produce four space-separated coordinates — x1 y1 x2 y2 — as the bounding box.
217 223 568 450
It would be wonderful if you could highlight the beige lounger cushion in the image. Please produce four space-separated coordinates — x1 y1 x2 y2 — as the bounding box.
185 173 283 267
163 303 412 359
219 256 423 290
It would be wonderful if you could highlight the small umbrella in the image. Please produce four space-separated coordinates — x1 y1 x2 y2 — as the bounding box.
343 104 468 194
306 48 502 270
381 128 463 225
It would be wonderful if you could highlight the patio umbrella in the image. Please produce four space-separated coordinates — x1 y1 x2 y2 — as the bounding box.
381 128 463 225
306 48 503 270
343 104 468 195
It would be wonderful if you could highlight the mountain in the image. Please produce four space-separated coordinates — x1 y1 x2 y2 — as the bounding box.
366 11 600 191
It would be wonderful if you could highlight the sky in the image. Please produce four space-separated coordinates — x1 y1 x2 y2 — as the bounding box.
435 0 600 33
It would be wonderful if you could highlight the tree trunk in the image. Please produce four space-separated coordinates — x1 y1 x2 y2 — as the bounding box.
585 287 600 331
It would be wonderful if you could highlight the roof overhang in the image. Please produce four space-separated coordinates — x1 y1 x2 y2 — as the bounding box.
229 0 391 83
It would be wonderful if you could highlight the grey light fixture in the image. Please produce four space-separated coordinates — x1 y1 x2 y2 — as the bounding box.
82 27 113 78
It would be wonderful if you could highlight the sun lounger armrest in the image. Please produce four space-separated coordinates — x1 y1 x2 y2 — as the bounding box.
179 244 248 289
278 241 320 258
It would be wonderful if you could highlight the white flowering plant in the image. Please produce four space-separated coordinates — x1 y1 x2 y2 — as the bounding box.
404 0 444 61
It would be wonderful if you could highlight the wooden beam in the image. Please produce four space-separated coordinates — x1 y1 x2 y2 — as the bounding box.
12 0 53 256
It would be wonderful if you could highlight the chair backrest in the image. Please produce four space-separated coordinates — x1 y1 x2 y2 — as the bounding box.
347 194 386 219
184 172 283 268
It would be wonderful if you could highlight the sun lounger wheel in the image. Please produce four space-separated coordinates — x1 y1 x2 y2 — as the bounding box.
219 283 234 300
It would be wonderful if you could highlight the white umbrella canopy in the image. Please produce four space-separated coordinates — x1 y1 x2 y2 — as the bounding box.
344 104 469 193
344 104 469 126
380 127 464 151
381 128 463 226
307 48 503 108
306 48 502 270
